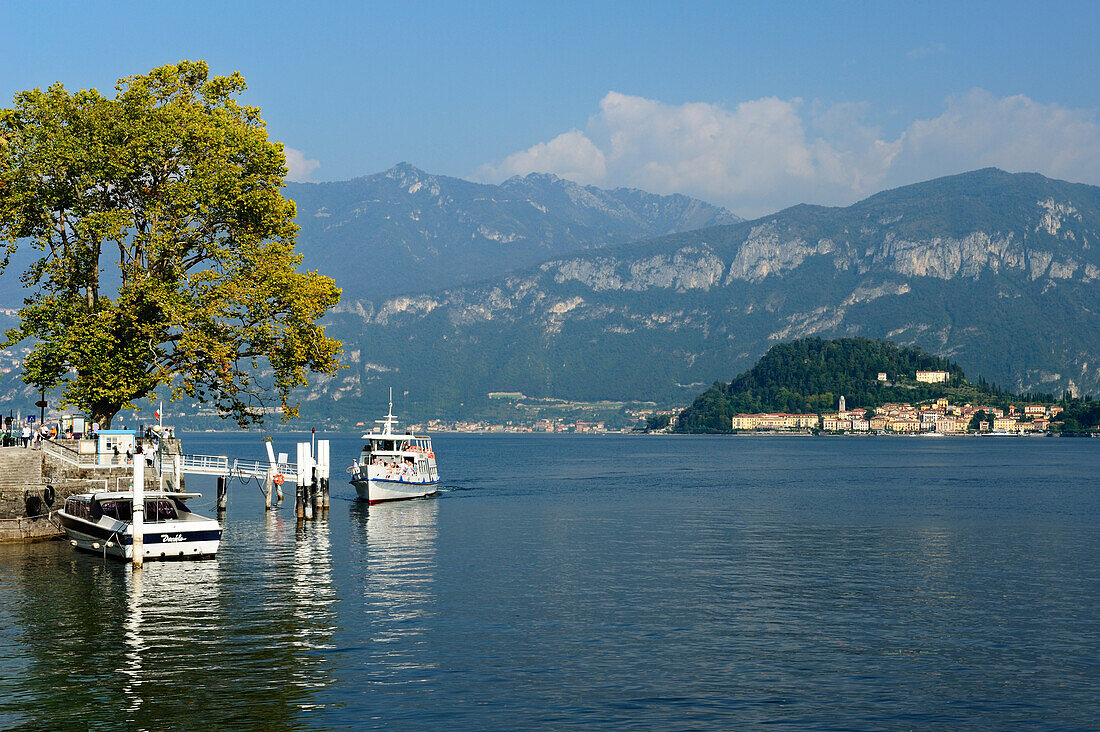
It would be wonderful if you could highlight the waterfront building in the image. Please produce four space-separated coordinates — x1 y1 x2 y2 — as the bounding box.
756 414 793 430
731 414 758 430
935 417 959 433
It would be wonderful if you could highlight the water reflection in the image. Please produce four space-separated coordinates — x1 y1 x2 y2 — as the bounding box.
0 518 341 730
349 499 439 668
121 560 222 716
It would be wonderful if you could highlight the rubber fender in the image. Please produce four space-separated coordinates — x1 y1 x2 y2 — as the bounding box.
25 494 45 517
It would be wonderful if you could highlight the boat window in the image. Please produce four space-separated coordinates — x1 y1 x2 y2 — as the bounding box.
145 499 178 522
65 498 91 520
96 500 132 521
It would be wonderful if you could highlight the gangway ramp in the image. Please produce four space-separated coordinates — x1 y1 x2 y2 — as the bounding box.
174 453 301 483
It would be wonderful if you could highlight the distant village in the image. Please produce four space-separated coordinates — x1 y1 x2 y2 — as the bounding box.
397 414 677 434
370 369 1072 435
729 370 1064 435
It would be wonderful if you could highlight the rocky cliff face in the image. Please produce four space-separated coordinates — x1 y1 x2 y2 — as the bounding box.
306 169 1100 421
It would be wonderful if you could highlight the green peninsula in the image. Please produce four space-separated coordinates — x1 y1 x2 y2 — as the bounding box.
675 337 1083 433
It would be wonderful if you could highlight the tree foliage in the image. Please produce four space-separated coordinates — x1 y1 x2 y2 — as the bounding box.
0 61 341 427
1057 397 1100 433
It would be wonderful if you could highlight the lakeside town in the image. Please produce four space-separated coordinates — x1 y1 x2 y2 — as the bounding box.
730 370 1064 435
393 370 1070 435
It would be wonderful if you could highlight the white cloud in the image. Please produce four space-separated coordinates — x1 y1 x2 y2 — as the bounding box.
477 90 1100 218
479 129 606 183
892 89 1100 184
284 146 321 182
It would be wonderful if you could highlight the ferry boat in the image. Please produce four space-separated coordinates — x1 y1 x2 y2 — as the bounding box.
349 396 441 504
58 491 222 561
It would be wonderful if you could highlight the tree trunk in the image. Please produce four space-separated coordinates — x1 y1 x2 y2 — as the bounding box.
91 401 120 430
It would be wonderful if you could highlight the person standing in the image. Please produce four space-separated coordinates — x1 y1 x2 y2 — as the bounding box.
21 423 31 448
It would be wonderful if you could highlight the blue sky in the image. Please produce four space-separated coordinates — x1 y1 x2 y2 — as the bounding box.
2 1 1098 217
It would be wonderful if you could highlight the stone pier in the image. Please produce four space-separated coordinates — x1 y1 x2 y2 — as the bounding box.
0 442 179 543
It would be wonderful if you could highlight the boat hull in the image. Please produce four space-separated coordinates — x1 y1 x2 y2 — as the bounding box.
58 512 221 561
351 477 440 504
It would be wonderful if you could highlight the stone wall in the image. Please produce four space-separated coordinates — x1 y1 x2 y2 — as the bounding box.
1 439 187 519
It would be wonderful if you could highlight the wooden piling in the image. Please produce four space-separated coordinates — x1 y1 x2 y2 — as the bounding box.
216 476 228 512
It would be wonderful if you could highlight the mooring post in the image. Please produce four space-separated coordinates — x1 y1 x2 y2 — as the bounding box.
264 440 276 510
311 461 321 514
265 466 274 510
294 442 304 519
172 452 182 492
217 476 228 512
132 451 145 568
277 451 286 502
318 439 331 510
297 442 313 520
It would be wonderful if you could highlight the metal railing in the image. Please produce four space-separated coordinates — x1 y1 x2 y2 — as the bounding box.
43 437 302 483
178 453 230 476
40 440 121 468
228 458 299 482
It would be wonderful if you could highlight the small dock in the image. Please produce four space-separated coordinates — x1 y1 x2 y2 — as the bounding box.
1 435 333 543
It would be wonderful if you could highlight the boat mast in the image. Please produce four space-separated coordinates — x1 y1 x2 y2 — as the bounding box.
375 387 399 436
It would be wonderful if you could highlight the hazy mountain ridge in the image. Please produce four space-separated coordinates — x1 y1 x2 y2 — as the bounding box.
305 169 1100 421
283 163 740 299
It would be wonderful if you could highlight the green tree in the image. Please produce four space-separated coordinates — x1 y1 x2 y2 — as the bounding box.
968 410 990 432
0 61 340 427
645 413 671 432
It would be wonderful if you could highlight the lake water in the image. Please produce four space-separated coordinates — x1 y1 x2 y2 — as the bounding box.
1 433 1098 729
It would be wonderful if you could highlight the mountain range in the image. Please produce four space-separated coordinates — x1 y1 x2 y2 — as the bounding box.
284 163 741 299
4 164 1100 427
300 168 1100 422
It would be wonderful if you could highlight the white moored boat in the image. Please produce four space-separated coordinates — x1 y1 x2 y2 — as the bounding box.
58 491 222 561
349 395 441 504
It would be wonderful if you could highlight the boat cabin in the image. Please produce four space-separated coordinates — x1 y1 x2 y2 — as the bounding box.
358 436 436 479
64 494 193 524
